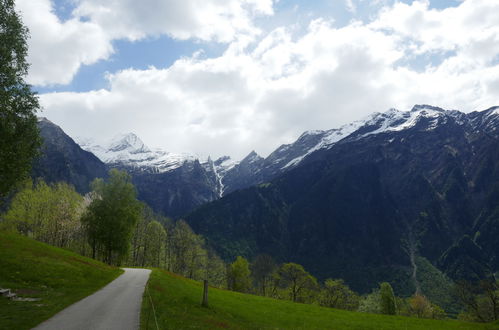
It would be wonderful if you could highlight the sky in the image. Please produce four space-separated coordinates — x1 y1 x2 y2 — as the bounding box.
16 0 499 159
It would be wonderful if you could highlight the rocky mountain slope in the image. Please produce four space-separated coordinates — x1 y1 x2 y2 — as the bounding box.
32 118 107 193
185 105 499 293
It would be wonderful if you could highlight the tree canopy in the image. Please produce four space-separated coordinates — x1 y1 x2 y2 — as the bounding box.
0 0 41 199
229 256 252 293
276 262 318 302
380 282 397 315
2 180 83 247
81 169 143 265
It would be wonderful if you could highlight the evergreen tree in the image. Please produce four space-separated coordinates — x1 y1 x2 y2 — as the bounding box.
380 282 397 315
0 0 41 199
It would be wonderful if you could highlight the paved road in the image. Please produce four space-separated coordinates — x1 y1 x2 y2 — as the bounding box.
33 268 151 330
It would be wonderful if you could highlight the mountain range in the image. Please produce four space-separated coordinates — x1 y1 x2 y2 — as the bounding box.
33 105 499 296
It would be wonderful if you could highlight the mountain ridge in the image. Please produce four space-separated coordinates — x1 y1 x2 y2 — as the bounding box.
184 104 499 293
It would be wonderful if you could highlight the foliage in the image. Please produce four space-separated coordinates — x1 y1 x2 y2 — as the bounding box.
456 279 499 322
127 212 226 288
141 269 491 330
81 169 142 265
228 256 252 293
143 220 166 267
0 0 41 199
250 254 276 296
404 294 446 319
319 278 360 310
358 289 382 314
415 256 461 316
380 282 397 315
275 262 318 303
0 232 122 330
169 219 207 279
2 180 84 247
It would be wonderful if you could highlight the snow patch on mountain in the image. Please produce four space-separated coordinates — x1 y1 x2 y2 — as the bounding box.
282 105 467 170
282 116 370 169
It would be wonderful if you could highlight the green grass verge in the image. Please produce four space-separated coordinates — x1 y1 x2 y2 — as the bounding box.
0 232 123 330
142 269 499 330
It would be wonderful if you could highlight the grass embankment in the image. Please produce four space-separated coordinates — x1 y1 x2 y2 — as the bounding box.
0 232 123 329
142 269 499 330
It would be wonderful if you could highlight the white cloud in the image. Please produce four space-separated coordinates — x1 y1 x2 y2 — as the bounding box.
16 0 112 85
39 0 499 159
17 0 274 86
74 0 274 42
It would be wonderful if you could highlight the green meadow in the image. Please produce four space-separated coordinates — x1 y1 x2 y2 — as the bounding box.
0 232 122 330
142 269 499 330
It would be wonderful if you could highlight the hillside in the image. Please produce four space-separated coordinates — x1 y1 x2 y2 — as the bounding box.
0 232 122 330
186 106 499 294
33 118 108 194
141 269 498 329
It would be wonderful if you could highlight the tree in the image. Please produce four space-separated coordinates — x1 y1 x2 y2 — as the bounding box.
456 279 499 322
81 169 143 265
358 289 382 314
205 249 227 288
143 220 166 267
0 0 41 199
380 282 397 315
251 254 276 296
276 263 318 302
228 256 252 293
3 180 83 247
169 220 206 279
319 279 359 310
407 294 446 319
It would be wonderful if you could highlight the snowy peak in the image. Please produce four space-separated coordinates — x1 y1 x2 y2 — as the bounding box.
76 133 202 173
108 133 150 154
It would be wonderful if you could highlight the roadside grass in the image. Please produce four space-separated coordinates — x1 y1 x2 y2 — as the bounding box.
0 231 122 330
142 269 499 330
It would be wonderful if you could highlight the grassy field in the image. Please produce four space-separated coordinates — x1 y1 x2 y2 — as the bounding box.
142 269 499 330
0 231 122 330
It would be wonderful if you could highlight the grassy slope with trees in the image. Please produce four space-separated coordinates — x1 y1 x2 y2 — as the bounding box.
0 232 122 330
141 269 499 330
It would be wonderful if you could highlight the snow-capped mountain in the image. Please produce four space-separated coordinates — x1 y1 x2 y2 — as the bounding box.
76 133 205 174
273 105 466 170
219 105 499 194
54 104 499 215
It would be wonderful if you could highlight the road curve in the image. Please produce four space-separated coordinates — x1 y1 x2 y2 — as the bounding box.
33 268 151 330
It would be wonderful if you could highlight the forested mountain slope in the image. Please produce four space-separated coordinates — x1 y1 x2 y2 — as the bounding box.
186 105 499 293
